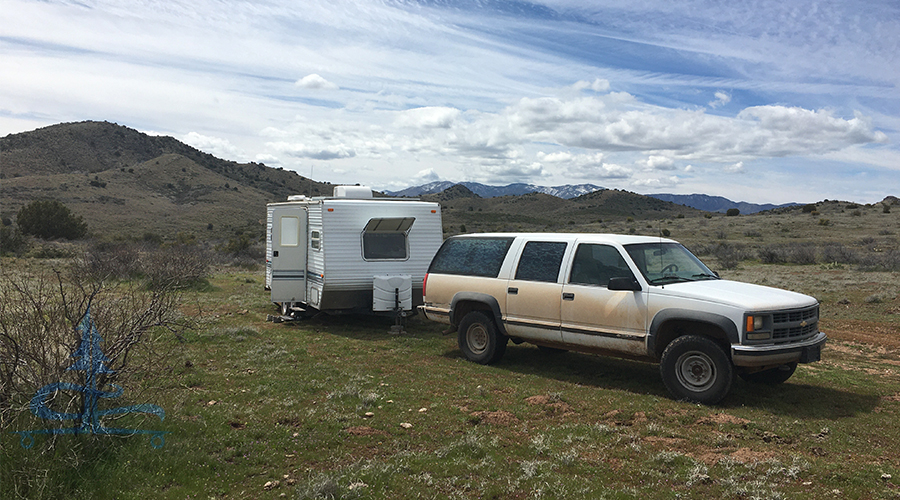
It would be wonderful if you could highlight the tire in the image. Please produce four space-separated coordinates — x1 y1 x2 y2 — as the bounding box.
739 362 797 385
660 335 733 405
458 311 507 364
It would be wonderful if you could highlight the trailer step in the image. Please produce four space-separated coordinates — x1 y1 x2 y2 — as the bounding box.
267 314 298 323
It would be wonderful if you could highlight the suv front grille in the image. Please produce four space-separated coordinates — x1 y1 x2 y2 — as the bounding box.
772 305 819 342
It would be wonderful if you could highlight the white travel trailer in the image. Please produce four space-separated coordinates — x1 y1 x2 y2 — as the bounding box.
266 186 443 318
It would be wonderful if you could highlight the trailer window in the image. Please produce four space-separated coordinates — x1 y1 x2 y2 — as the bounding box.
362 218 414 260
310 230 321 250
280 216 300 247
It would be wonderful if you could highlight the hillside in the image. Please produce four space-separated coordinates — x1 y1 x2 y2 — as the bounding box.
1 121 332 239
424 187 706 235
648 193 797 214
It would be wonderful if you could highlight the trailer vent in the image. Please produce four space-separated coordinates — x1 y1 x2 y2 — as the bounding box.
333 186 373 198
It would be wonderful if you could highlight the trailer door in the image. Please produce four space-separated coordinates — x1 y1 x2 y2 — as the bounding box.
270 207 308 304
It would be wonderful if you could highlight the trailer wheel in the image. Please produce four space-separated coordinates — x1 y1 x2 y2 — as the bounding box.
660 335 732 405
458 311 507 364
739 362 797 385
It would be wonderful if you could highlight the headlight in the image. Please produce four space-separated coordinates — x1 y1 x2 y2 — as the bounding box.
745 314 771 341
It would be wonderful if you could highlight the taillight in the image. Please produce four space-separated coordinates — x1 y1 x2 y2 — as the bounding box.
423 273 428 297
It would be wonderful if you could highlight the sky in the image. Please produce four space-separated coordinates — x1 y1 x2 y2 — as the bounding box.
2 0 898 204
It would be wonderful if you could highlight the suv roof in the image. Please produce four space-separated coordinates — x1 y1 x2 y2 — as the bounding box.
448 232 676 246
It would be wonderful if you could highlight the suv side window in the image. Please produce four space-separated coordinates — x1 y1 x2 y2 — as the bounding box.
428 237 514 277
514 241 567 282
569 244 633 286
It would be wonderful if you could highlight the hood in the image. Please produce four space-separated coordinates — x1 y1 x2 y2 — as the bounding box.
653 279 817 311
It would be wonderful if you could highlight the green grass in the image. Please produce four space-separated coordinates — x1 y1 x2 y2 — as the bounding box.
2 267 899 499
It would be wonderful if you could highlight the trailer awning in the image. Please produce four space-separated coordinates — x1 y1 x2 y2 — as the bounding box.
363 217 415 233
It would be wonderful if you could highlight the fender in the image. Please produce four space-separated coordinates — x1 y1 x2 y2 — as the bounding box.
647 309 739 357
450 292 508 336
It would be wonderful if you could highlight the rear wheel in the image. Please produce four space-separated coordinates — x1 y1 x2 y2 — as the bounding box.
660 335 733 405
458 311 507 364
739 362 797 384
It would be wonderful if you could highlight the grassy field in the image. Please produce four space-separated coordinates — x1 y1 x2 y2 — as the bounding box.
2 260 898 499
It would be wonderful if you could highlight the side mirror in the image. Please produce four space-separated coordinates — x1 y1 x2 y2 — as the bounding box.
608 276 642 292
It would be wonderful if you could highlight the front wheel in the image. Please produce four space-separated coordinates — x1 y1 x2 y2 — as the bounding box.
739 362 797 385
458 311 507 364
660 335 733 405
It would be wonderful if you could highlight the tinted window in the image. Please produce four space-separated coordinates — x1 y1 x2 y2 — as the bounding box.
569 244 633 286
362 217 413 260
515 241 567 282
428 237 514 277
363 232 407 260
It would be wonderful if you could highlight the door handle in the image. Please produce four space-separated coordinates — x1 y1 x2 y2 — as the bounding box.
508 287 518 295
562 292 575 301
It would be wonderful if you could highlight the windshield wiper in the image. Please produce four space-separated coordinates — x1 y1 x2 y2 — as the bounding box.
649 276 690 285
691 273 719 280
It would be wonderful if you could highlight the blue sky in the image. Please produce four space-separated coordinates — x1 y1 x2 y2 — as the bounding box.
2 0 898 204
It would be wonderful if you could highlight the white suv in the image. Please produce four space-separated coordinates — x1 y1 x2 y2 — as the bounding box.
420 233 826 404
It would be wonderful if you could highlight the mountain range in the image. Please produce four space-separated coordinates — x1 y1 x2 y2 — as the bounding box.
385 181 603 200
388 182 797 214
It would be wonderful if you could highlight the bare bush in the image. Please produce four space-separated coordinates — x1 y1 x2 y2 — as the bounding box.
785 243 818 265
822 244 859 265
0 247 201 435
758 245 788 264
710 242 749 270
858 248 900 272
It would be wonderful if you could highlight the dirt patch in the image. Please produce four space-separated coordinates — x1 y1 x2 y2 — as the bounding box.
346 426 389 437
695 447 780 466
695 413 750 426
469 410 519 426
823 320 900 350
525 395 576 416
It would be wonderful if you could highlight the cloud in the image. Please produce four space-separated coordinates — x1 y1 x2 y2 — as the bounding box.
633 176 681 189
395 106 461 128
182 132 244 160
642 155 676 170
268 141 356 160
573 78 611 93
724 161 744 173
295 74 339 90
709 91 731 108
413 168 441 183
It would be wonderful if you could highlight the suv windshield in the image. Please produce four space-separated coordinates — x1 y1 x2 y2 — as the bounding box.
624 242 718 285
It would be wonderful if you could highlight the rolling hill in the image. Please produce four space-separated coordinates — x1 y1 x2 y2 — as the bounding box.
1 121 332 240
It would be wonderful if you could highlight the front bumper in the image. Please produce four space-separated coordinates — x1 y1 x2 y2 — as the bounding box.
731 331 827 367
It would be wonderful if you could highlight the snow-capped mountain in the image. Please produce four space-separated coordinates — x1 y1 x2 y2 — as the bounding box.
385 182 603 199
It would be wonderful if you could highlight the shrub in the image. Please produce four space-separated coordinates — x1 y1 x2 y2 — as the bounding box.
710 242 748 270
758 245 787 264
786 243 818 264
0 225 27 256
725 208 740 217
0 255 197 439
858 249 900 272
801 204 817 213
822 244 858 264
16 200 88 240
